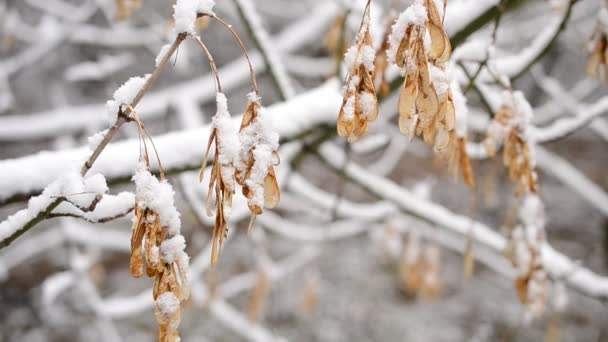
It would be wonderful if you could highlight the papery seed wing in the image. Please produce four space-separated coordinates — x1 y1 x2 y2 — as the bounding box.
239 101 257 131
434 128 450 152
263 167 280 209
443 97 456 131
200 129 216 182
206 156 219 217
130 206 145 248
423 123 437 145
271 150 280 166
416 59 439 128
351 117 368 142
130 246 144 278
248 201 264 215
426 0 442 26
427 23 446 61
337 105 354 137
437 33 452 63
360 65 376 90
398 75 418 120
395 30 411 69
458 137 475 187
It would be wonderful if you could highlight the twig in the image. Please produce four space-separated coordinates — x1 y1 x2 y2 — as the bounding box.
231 0 295 99
1 34 187 249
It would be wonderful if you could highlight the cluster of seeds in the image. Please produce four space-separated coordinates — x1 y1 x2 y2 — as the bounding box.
388 0 453 152
447 81 475 187
484 91 538 195
201 90 280 265
399 234 442 299
130 163 190 341
337 0 474 186
337 1 379 143
506 195 548 319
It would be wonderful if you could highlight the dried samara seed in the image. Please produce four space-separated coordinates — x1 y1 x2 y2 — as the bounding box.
130 164 190 342
201 93 238 265
388 0 454 150
484 91 538 195
337 1 379 143
236 92 281 216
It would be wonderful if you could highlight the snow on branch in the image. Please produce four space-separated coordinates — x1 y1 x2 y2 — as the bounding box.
0 80 341 204
233 0 295 99
316 142 608 300
0 2 339 142
0 172 111 244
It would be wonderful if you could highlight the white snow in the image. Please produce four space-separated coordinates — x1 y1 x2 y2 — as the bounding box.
451 80 468 136
429 64 449 98
0 172 108 241
519 194 546 230
155 44 172 67
155 292 180 319
343 96 356 121
132 164 181 235
233 0 295 98
360 45 376 71
160 235 186 264
552 281 568 312
358 91 376 118
64 53 134 83
87 129 108 150
105 74 150 122
237 99 280 209
173 0 216 35
211 93 239 191
387 0 427 65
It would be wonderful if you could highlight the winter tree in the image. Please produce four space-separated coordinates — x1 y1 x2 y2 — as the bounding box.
0 0 607 341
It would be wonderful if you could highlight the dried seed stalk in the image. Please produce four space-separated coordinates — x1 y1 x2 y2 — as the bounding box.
236 93 281 217
389 0 455 152
447 134 475 187
195 14 282 264
337 0 379 143
200 93 237 265
129 117 189 341
484 95 538 195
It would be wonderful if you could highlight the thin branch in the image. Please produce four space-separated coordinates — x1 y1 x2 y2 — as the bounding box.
232 0 295 99
1 34 187 249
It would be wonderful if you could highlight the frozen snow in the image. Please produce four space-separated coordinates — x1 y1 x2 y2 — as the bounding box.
105 74 150 123
132 164 181 235
387 0 427 66
173 0 216 35
160 235 186 264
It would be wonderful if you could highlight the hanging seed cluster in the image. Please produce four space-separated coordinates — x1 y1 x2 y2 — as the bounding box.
447 81 475 187
130 165 190 342
484 91 538 195
337 2 380 143
505 195 548 319
387 0 453 151
236 92 281 216
399 234 442 299
334 0 478 187
202 92 280 265
202 93 239 265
